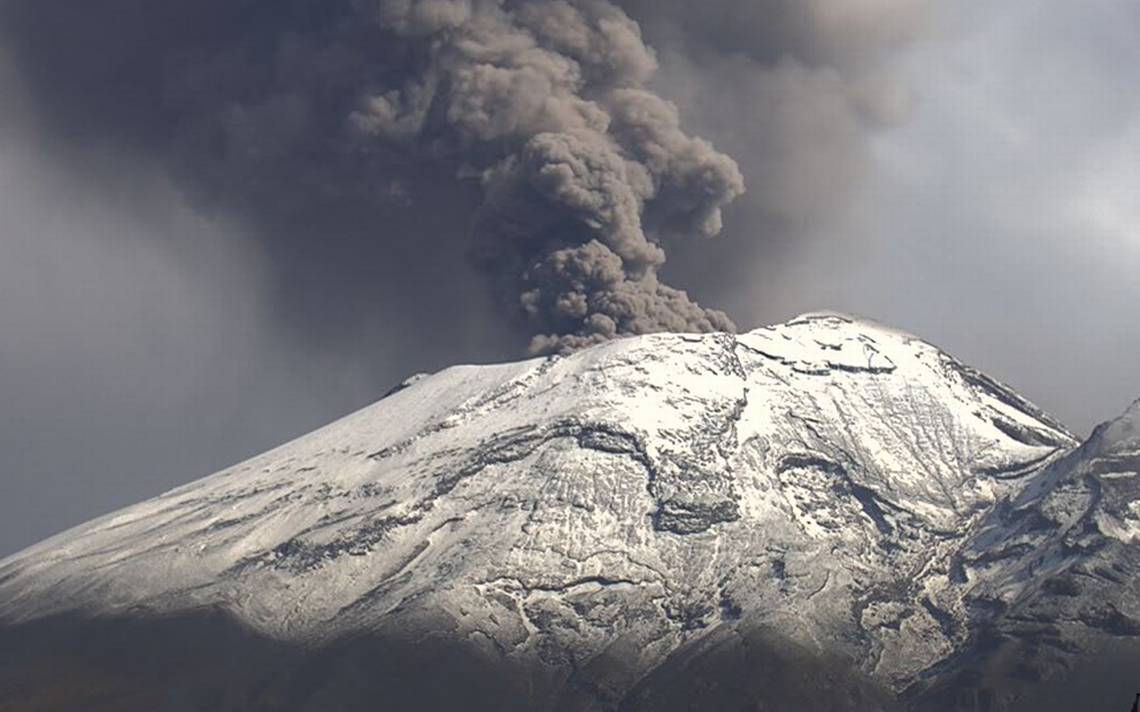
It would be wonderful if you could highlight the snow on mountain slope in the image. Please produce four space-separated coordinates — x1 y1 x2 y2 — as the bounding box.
0 313 1078 701
955 398 1140 606
908 399 1140 709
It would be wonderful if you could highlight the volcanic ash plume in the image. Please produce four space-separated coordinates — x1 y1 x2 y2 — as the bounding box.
353 0 745 353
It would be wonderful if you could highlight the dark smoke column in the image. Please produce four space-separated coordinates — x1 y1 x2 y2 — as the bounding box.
353 0 745 354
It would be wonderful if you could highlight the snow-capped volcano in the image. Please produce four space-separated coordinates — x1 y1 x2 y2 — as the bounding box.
1 313 1135 711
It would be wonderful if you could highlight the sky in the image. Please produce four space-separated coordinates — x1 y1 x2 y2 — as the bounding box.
0 0 1137 557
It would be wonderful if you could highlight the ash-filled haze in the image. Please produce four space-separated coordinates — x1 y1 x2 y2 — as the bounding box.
0 0 1137 556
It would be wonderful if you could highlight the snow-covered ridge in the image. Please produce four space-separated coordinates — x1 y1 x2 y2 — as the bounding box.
1097 398 1140 454
0 313 1088 697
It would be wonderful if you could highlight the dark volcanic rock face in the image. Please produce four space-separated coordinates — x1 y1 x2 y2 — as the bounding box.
0 611 903 712
1 316 1137 710
619 625 902 712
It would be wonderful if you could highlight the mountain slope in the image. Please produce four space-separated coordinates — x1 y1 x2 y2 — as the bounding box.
3 313 1121 711
907 399 1140 710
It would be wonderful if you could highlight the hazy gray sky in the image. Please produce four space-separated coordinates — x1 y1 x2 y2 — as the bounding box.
804 0 1140 433
1 0 1137 556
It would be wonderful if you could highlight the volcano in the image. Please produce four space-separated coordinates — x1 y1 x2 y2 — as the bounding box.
2 313 1137 711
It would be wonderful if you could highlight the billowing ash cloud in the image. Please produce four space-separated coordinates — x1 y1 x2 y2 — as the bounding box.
0 0 743 355
0 0 927 358
352 0 744 353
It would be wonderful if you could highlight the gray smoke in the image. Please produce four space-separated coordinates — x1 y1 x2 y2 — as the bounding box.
0 0 933 362
0 0 927 358
352 0 744 353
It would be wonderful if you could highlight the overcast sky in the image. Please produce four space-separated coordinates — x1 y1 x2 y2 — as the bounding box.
1 0 1137 557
